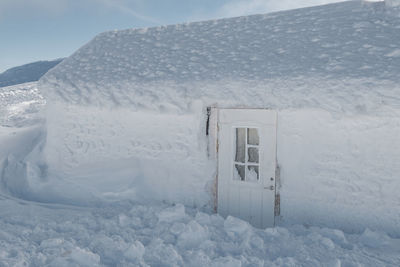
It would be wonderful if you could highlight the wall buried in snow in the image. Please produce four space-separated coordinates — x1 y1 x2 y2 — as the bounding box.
278 109 400 235
44 101 214 208
39 1 400 234
43 100 400 234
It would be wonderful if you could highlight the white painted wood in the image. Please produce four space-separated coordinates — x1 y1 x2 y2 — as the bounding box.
207 107 219 159
208 107 219 212
217 108 277 228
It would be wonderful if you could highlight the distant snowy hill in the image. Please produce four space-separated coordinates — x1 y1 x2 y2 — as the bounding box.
0 59 63 88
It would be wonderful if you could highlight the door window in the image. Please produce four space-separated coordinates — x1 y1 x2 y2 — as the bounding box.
233 127 260 182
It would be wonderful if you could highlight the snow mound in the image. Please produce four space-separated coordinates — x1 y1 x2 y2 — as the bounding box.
1 76 400 265
1 1 398 241
40 1 400 115
157 203 187 223
32 0 400 235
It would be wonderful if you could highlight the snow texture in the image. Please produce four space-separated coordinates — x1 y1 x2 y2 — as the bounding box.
0 82 45 127
385 0 400 7
0 35 400 267
5 96 398 267
0 197 399 266
35 1 400 235
40 1 400 114
15 1 400 236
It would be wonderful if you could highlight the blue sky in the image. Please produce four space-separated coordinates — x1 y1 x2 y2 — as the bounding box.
0 0 343 72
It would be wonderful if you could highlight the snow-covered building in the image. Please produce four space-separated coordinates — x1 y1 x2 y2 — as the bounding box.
39 1 400 234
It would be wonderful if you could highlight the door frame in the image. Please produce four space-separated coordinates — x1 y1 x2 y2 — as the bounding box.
207 107 280 225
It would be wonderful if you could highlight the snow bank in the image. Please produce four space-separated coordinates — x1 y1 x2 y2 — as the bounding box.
33 0 400 234
0 82 48 201
0 199 399 266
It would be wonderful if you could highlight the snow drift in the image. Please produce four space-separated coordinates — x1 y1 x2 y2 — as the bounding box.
1 83 400 266
27 1 400 235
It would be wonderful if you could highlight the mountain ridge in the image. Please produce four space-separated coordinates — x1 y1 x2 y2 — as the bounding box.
0 59 63 88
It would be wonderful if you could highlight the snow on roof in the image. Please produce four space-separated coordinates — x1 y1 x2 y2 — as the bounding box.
39 1 400 114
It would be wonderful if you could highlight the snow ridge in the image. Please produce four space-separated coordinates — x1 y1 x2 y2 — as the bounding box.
0 59 62 88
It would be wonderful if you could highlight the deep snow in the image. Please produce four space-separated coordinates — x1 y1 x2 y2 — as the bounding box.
1 81 400 267
40 1 400 113
36 0 400 236
1 198 400 266
1 2 400 263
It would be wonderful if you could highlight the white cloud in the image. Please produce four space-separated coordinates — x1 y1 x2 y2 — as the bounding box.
217 0 344 18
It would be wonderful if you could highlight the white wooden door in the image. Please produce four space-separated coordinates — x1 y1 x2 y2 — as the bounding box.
217 109 277 228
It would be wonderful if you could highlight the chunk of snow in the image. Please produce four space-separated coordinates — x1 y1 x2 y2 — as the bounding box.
224 216 252 237
157 203 187 223
123 241 145 261
177 220 209 249
359 228 391 248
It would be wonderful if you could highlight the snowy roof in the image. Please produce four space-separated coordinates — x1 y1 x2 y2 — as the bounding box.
39 1 400 113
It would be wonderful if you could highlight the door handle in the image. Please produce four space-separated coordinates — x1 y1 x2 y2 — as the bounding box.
264 186 274 190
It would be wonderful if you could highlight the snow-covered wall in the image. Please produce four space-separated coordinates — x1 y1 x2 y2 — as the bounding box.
278 109 400 235
39 1 400 234
44 101 214 207
43 100 400 234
